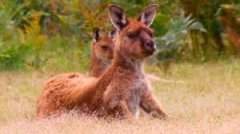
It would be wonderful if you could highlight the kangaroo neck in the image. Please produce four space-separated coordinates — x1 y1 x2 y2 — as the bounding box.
89 52 109 77
112 49 145 74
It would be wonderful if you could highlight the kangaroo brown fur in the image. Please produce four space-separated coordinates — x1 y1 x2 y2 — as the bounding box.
89 28 116 77
36 4 167 119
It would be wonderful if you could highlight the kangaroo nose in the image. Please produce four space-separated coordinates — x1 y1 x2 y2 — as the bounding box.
144 40 156 53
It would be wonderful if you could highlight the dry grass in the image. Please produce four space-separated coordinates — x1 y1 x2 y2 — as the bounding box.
1 61 240 134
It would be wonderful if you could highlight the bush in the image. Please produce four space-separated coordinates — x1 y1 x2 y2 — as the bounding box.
0 0 240 72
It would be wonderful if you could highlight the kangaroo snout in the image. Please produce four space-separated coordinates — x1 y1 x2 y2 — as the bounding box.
144 40 156 54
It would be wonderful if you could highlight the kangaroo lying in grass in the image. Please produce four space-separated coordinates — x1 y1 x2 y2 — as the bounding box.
35 29 116 118
36 4 167 120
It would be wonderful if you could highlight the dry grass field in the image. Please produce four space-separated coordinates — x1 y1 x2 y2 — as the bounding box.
1 60 240 134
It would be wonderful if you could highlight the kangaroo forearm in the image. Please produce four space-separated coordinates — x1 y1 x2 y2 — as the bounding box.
140 92 167 118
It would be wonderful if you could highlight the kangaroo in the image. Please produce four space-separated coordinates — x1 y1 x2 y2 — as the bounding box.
36 4 167 119
89 28 116 77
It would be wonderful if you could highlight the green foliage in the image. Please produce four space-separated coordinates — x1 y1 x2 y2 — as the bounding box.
0 0 29 70
0 0 93 71
154 12 206 71
0 42 30 70
0 0 240 71
25 35 90 72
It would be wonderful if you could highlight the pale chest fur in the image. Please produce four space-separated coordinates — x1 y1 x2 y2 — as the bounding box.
103 70 150 117
126 76 149 116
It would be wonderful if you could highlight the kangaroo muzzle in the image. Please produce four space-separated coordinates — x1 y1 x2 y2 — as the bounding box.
144 40 156 54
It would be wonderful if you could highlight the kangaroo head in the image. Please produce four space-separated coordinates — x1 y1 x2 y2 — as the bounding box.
92 28 117 62
109 4 158 59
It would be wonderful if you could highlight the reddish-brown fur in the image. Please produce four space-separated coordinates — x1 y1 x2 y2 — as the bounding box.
89 28 116 77
36 4 167 119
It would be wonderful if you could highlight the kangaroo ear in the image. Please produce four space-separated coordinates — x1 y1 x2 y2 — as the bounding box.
92 28 101 42
138 4 158 27
109 5 128 31
108 28 117 39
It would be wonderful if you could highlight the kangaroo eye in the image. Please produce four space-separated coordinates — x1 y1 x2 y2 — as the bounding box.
101 46 108 50
127 33 137 39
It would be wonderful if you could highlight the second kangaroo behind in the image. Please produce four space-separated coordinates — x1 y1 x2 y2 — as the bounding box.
89 28 116 77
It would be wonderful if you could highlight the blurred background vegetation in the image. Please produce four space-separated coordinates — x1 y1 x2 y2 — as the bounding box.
0 0 239 73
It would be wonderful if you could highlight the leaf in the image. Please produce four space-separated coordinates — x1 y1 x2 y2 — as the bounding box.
189 22 207 32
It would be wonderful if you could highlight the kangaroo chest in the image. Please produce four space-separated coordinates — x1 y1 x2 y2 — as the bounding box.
126 78 148 116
